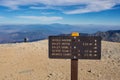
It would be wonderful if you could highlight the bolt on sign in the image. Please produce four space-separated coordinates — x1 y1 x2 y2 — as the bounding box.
49 36 101 59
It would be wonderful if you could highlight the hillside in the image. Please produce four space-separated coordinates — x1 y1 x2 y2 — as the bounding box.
0 40 120 80
0 24 120 43
93 30 120 42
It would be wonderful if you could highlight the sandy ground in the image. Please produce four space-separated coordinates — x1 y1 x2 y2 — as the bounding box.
0 40 120 80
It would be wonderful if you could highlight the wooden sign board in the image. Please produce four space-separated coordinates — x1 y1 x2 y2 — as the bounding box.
49 36 101 59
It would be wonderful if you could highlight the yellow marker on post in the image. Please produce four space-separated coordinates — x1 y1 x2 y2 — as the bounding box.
71 32 79 80
71 32 79 36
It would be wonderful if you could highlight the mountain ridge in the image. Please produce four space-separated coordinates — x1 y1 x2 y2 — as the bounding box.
0 24 120 43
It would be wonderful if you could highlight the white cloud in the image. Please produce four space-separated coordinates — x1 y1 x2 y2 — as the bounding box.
0 0 120 13
30 6 62 11
65 0 119 14
16 16 63 21
30 6 51 10
40 12 54 15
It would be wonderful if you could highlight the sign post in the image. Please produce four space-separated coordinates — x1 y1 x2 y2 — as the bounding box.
71 32 79 80
71 59 78 80
49 32 101 80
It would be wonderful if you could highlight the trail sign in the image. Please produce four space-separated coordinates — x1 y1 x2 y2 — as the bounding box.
49 36 101 59
49 32 102 80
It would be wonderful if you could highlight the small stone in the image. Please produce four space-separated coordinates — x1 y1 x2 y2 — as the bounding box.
49 73 52 76
47 75 50 78
88 70 91 73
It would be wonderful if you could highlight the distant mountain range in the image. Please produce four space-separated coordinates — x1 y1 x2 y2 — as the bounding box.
59 30 120 42
93 30 120 42
0 23 120 44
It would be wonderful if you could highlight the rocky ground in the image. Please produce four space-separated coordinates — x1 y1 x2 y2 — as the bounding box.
0 40 120 80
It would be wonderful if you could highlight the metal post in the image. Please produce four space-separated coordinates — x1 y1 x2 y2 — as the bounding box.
71 32 79 80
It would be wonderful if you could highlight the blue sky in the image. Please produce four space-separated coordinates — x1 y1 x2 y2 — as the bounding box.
0 0 120 25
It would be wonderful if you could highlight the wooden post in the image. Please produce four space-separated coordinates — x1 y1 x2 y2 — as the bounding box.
71 32 79 80
71 59 78 80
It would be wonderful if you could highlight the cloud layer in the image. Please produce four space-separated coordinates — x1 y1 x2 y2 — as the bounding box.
17 16 63 21
0 0 120 14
